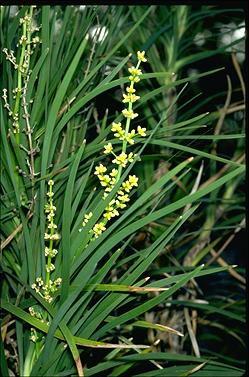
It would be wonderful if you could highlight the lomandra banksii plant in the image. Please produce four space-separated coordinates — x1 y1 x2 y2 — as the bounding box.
81 51 147 240
26 51 148 372
1 5 245 377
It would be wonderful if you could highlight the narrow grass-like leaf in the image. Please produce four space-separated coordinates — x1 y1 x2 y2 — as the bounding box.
60 141 86 302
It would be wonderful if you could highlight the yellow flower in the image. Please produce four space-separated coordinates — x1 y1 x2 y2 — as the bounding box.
129 75 140 83
85 212 93 220
94 164 107 175
111 122 125 139
93 222 106 238
99 174 111 187
111 122 122 132
115 130 125 140
137 125 146 137
126 86 136 94
137 50 147 62
104 142 113 154
110 168 118 177
122 181 132 192
50 233 60 241
104 205 119 219
115 200 127 209
82 212 93 226
103 211 113 221
122 93 140 103
48 179 54 186
128 66 142 76
112 208 119 217
127 152 135 162
122 109 138 119
126 129 136 145
110 178 116 186
129 174 139 187
112 152 128 167
118 191 130 203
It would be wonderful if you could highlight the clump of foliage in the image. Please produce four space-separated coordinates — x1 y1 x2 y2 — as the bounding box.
1 5 245 377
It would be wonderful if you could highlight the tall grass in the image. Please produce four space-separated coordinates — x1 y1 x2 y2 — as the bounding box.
1 5 245 376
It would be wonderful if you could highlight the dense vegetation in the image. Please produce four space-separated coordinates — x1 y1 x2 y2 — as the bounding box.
1 5 245 377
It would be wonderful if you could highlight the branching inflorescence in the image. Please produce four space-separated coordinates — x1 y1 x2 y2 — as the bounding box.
80 51 147 239
2 6 41 136
2 6 41 192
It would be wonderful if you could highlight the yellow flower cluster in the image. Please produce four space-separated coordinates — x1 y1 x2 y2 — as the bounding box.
80 51 148 240
31 180 62 302
31 277 62 303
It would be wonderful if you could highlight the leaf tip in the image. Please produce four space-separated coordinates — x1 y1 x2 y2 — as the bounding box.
188 156 194 162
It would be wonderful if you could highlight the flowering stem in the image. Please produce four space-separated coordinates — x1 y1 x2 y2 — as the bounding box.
116 60 141 182
84 51 146 241
14 7 33 142
45 183 55 285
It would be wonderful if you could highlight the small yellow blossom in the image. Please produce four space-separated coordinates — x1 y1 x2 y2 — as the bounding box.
111 122 122 132
99 174 111 187
46 264 55 273
50 233 60 241
110 168 118 177
44 233 50 240
137 50 147 62
93 222 106 238
122 93 140 103
85 212 93 220
104 142 113 154
126 86 136 94
54 277 62 286
122 181 132 192
111 122 125 139
112 152 128 167
128 66 142 76
127 152 135 162
115 130 125 140
48 179 54 186
117 190 130 202
48 223 57 229
94 164 107 175
137 125 146 137
103 211 113 220
115 200 127 209
129 75 140 83
129 174 139 186
126 129 136 145
82 212 93 226
122 109 138 119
